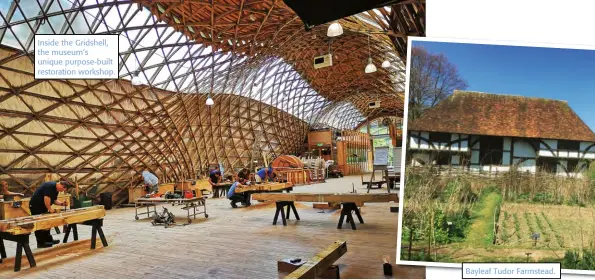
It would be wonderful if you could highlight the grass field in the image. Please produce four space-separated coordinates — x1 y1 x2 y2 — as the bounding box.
498 202 595 249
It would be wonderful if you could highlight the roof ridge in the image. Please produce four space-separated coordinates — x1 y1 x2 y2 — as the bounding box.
452 90 568 103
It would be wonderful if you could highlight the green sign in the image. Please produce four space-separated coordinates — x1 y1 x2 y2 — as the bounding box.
317 143 324 147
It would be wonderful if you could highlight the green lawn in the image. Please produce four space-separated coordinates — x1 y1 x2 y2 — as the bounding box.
465 192 502 246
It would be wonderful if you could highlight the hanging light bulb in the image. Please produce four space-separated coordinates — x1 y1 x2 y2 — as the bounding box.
131 71 143 85
365 57 377 73
365 34 376 73
381 60 391 68
206 95 214 106
327 22 343 37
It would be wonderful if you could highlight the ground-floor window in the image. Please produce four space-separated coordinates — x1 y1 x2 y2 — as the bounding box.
479 136 503 165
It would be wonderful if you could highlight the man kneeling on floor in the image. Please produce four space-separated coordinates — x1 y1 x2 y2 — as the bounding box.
227 178 248 208
30 180 74 248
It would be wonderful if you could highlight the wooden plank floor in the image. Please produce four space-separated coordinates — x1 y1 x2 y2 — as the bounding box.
0 175 425 279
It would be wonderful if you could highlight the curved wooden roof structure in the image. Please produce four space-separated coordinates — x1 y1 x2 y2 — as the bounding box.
0 0 424 203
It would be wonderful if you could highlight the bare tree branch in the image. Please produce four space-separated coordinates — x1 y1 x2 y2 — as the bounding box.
408 46 468 121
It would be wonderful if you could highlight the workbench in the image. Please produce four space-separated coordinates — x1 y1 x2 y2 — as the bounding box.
211 182 233 198
233 182 294 206
134 196 208 223
0 205 107 272
0 193 71 220
251 193 399 230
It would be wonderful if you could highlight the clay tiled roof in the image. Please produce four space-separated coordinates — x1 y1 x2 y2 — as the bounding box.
409 91 595 142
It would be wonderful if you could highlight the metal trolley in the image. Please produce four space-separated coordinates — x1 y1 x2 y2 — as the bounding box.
134 197 208 223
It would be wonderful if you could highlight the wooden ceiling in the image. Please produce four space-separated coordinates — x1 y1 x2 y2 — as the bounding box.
137 0 425 121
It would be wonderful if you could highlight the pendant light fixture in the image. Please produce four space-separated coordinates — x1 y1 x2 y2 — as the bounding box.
205 95 214 106
131 54 144 85
131 71 143 85
327 21 343 37
381 60 391 68
364 34 377 73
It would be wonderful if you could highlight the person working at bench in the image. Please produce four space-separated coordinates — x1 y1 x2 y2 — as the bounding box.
30 180 74 248
255 166 275 183
209 166 222 186
0 180 24 200
227 178 248 208
141 170 159 195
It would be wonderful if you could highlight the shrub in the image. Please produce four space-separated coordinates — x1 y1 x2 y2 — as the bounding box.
562 250 595 270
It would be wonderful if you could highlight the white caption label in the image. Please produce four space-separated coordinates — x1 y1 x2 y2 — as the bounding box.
463 263 561 279
34 34 119 79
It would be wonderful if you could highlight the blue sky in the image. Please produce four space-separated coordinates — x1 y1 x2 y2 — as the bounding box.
412 41 595 130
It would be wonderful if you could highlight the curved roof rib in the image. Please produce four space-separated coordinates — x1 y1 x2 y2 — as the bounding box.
0 0 424 128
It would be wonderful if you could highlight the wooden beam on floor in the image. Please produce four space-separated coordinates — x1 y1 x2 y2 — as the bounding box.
252 193 398 203
285 240 347 279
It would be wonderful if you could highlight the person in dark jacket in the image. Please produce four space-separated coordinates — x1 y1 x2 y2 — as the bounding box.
30 180 74 248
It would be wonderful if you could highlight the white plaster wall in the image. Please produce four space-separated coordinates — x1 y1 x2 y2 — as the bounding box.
409 131 470 152
450 134 460 150
513 158 537 173
470 164 480 172
481 165 510 172
460 134 469 151
558 160 567 175
581 142 595 159
513 140 536 158
471 136 480 149
542 139 557 150
451 154 460 165
409 131 419 148
411 152 430 166
503 152 510 166
420 132 429 149
471 151 480 165
503 137 512 151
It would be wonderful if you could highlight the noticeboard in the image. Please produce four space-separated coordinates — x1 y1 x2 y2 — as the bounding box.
373 147 389 166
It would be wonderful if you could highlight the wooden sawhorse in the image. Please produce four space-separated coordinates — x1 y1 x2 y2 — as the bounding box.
272 201 301 226
0 232 35 272
63 218 108 249
271 201 364 230
0 218 108 272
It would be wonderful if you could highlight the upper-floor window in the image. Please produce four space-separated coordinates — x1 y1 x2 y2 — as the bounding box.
429 132 451 143
558 140 580 151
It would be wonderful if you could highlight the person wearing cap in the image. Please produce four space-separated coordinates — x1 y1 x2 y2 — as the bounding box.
0 180 24 200
29 180 73 248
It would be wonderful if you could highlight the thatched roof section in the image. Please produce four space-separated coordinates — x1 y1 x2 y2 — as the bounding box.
409 91 595 142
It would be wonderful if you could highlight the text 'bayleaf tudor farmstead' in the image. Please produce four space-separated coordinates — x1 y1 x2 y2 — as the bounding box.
406 91 595 176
